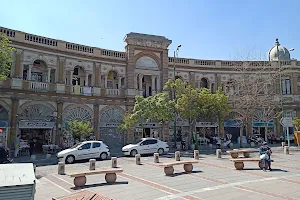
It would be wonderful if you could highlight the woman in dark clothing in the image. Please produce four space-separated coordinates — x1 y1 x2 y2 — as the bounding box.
29 140 35 157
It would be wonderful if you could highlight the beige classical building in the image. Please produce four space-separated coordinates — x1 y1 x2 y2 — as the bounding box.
0 27 299 152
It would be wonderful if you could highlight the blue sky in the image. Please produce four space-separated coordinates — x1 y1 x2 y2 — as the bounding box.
1 0 299 60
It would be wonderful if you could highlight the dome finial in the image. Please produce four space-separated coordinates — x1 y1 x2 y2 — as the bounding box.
275 38 280 46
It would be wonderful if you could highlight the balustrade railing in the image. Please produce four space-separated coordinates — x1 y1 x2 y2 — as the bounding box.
30 82 49 90
106 89 120 96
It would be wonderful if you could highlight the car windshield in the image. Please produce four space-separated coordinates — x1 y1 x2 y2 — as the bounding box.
70 143 82 149
135 139 143 144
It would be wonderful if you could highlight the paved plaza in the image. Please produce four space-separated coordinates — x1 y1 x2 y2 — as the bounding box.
35 147 300 200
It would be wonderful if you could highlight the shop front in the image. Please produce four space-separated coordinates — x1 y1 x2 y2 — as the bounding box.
134 123 160 139
252 122 274 141
18 121 55 153
224 121 241 143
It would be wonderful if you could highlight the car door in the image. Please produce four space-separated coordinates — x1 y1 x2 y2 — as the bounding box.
77 143 92 160
147 139 159 154
91 142 102 158
139 140 151 154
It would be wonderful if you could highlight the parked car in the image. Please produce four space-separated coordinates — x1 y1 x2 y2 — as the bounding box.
57 141 110 164
122 138 169 156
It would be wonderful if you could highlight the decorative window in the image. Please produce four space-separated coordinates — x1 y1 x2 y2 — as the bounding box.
282 79 291 95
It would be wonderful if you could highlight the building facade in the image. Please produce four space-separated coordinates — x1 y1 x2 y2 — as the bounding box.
0 27 299 152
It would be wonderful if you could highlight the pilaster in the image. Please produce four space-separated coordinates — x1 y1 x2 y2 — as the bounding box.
15 49 23 78
161 50 169 88
126 46 135 89
58 57 65 84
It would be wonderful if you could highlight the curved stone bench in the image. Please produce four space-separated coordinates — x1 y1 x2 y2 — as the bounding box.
230 158 274 170
226 149 258 159
68 168 123 187
158 160 199 175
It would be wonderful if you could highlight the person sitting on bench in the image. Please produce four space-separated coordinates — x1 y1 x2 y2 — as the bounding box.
259 142 272 171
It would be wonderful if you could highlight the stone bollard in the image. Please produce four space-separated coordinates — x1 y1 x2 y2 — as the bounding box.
175 151 180 161
284 146 290 154
194 150 199 160
216 149 222 158
282 142 286 148
58 162 65 175
30 155 36 161
135 154 141 165
46 154 51 160
250 142 255 147
209 143 213 148
111 157 117 168
89 159 96 170
153 153 159 163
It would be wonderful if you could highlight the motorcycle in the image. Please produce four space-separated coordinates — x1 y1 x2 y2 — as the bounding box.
216 137 233 148
0 148 12 164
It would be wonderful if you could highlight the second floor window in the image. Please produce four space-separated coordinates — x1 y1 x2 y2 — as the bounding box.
282 79 291 95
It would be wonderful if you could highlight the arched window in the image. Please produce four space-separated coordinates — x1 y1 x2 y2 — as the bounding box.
200 78 208 88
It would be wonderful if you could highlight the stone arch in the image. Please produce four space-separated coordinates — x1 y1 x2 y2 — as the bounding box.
18 101 56 120
99 106 125 154
253 109 274 123
200 78 208 88
0 103 9 121
134 52 161 69
63 104 93 122
99 106 125 125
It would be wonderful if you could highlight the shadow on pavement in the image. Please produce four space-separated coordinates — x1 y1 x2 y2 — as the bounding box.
167 170 202 177
71 181 129 190
241 168 288 172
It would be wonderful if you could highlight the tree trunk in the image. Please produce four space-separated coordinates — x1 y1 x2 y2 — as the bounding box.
239 125 243 148
264 125 268 142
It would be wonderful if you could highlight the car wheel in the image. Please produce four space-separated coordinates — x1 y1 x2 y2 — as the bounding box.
130 149 138 157
158 148 164 155
65 155 75 164
100 152 108 160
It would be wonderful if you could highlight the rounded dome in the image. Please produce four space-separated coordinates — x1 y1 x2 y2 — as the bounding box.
268 39 290 61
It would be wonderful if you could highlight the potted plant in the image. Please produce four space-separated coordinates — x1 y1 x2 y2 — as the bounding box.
292 117 300 146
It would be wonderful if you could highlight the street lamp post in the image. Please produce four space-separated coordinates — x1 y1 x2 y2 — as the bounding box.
173 45 181 148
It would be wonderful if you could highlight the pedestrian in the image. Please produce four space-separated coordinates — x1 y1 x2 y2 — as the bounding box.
259 142 272 171
29 140 35 157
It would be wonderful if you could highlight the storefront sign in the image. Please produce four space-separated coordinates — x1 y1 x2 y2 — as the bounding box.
19 121 55 129
252 122 274 127
196 122 218 127
0 121 8 127
224 121 241 127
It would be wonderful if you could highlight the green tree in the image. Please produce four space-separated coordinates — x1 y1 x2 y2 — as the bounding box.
119 93 174 140
0 33 15 81
67 120 93 141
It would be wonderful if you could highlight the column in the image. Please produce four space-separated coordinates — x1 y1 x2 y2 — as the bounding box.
47 68 51 83
118 76 122 89
104 75 108 88
55 101 63 145
151 75 156 91
139 74 143 91
134 74 138 89
93 104 99 140
28 64 33 80
69 70 73 85
85 73 89 86
10 97 19 148
156 76 160 92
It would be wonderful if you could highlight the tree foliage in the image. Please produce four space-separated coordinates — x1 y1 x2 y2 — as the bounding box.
0 33 15 81
66 120 93 140
292 117 300 131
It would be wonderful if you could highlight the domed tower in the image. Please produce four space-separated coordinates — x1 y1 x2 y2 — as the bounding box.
268 38 291 61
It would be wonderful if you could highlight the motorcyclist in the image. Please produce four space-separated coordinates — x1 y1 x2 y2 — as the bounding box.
259 142 272 171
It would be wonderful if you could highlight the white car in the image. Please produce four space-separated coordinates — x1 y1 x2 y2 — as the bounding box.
57 141 110 164
122 138 169 156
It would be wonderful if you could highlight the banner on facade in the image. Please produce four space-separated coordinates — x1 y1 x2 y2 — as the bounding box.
19 121 55 129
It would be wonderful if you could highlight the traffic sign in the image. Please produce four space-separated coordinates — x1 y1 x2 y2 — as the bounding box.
280 117 294 127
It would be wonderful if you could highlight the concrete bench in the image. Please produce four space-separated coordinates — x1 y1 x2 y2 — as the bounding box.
230 158 274 170
158 160 199 175
68 168 123 187
226 149 258 158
